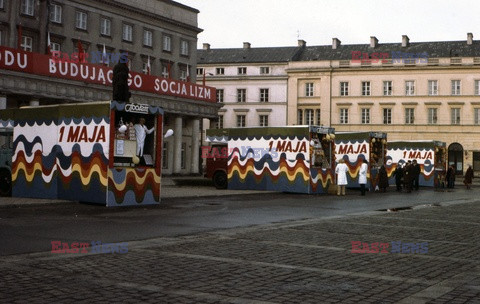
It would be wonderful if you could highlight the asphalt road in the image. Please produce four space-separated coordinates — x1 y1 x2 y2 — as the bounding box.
0 187 475 256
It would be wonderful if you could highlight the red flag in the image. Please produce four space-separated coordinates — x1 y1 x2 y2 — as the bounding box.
202 69 206 86
77 40 85 63
17 25 23 50
186 64 190 82
167 62 171 79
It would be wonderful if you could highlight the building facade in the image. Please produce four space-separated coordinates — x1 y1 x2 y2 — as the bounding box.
0 0 220 175
200 34 480 174
197 41 304 130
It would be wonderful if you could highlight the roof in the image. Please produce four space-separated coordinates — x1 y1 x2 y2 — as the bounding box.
197 47 303 64
297 40 480 61
198 39 480 63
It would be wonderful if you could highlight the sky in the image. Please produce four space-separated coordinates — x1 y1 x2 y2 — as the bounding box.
180 0 480 49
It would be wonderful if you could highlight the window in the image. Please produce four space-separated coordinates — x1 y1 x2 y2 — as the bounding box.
475 80 480 95
260 88 269 102
161 64 169 78
259 115 268 127
305 109 314 125
236 115 246 127
405 81 415 95
74 42 88 55
51 42 60 52
428 80 438 96
216 89 224 103
0 0 4 9
50 4 62 23
475 109 480 125
238 67 246 75
237 89 246 102
405 108 415 124
451 108 461 125
428 108 437 124
122 24 132 42
305 83 314 97
361 108 370 124
362 81 371 96
143 30 153 47
383 108 392 124
163 35 171 52
142 61 153 75
216 67 224 75
340 109 349 124
179 69 187 81
181 142 186 169
340 82 349 96
100 18 111 36
196 68 203 76
217 115 224 129
162 142 168 169
451 80 461 95
260 67 270 74
180 40 189 56
383 81 392 96
21 0 34 16
21 35 33 52
297 109 303 125
75 11 87 30
315 109 321 125
0 31 2 45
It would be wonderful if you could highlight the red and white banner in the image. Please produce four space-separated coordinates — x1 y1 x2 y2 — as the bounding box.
0 46 216 103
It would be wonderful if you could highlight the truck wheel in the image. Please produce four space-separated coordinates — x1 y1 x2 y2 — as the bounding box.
213 171 227 189
0 169 12 197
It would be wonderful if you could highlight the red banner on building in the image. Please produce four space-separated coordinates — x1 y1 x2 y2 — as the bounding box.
0 46 216 103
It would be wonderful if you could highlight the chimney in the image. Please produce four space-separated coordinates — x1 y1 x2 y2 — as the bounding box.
402 35 410 47
203 43 210 50
298 39 306 47
370 36 378 48
332 38 341 49
243 42 251 49
467 33 473 45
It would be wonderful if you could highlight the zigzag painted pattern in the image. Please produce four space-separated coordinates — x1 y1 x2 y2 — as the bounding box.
108 168 160 205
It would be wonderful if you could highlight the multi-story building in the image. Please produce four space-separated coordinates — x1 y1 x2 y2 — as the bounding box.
200 34 480 174
197 41 304 130
0 0 220 175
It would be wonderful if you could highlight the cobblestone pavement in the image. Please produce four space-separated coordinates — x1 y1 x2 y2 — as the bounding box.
1 200 480 303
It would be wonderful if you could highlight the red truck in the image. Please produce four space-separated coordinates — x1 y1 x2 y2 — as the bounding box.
203 144 228 189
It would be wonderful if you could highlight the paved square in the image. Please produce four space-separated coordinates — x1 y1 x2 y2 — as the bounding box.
1 201 479 303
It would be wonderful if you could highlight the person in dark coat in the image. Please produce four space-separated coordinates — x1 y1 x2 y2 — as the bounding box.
463 165 474 190
412 159 421 190
403 161 413 193
377 165 389 192
393 163 403 191
446 165 455 189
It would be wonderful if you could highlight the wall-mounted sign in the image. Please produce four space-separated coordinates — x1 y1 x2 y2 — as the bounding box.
0 46 216 103
125 103 149 114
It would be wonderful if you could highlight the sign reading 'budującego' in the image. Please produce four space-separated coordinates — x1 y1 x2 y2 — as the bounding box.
0 46 216 102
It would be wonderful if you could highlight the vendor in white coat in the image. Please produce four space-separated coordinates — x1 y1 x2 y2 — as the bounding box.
134 117 154 157
359 159 368 196
335 158 349 196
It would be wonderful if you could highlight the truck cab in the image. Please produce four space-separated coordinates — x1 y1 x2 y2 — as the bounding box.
204 144 228 189
0 127 13 196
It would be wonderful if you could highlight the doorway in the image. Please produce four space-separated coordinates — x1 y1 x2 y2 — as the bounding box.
448 142 463 175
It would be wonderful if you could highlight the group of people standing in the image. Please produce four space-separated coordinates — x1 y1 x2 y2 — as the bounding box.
392 160 421 193
334 158 389 196
335 158 475 196
443 164 474 190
